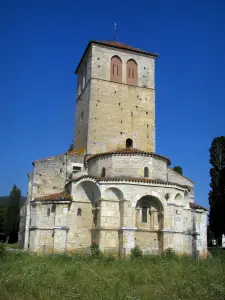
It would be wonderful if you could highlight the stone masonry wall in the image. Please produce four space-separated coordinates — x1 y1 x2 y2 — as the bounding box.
88 155 167 180
88 79 155 153
91 45 155 89
32 155 67 199
74 82 91 153
73 43 156 154
168 168 194 188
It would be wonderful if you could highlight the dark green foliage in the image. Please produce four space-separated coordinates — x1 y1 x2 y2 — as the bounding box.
68 143 73 152
173 166 183 175
3 185 21 243
0 196 26 206
209 136 225 238
0 205 5 232
90 242 102 258
0 243 6 258
131 245 142 258
162 247 178 259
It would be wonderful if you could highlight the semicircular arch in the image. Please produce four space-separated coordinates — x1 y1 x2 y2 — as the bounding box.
75 180 101 205
103 187 124 201
136 195 164 212
175 193 183 201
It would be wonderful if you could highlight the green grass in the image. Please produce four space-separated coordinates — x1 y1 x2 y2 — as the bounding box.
0 250 225 300
4 243 22 249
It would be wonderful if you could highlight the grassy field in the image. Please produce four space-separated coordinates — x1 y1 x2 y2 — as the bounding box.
0 248 225 300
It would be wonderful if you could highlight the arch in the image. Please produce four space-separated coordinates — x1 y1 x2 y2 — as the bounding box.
136 195 164 212
175 193 183 201
75 180 101 206
110 56 122 83
127 59 138 85
126 138 133 148
103 187 124 201
144 167 149 178
101 167 106 177
77 208 82 216
136 195 164 230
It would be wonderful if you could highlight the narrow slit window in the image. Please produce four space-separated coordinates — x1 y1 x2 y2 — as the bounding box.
47 208 50 217
101 167 106 177
77 208 82 216
144 167 149 178
142 207 147 223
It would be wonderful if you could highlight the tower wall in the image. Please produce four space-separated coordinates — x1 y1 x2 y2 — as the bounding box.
88 79 155 153
74 43 156 154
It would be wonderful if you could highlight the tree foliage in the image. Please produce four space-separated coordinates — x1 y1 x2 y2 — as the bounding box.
0 205 4 232
209 136 225 238
173 166 183 175
68 144 73 152
3 185 21 242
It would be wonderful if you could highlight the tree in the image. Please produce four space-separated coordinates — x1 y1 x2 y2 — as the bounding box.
173 166 183 175
68 143 73 152
0 205 4 230
3 185 21 243
209 136 225 239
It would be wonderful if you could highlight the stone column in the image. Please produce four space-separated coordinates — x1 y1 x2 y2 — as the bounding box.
119 200 137 256
24 173 33 251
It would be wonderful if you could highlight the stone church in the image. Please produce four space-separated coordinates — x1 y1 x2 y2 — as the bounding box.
22 40 207 257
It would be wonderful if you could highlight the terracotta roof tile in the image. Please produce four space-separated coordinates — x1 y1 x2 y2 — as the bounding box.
94 40 158 56
75 40 158 74
68 175 190 190
86 148 171 165
190 202 208 211
34 192 72 202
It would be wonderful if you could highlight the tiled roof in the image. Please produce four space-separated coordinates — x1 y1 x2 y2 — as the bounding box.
34 192 72 202
86 148 171 165
190 202 208 211
68 175 190 190
93 40 158 57
75 40 158 74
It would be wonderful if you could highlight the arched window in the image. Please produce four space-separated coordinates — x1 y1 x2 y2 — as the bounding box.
127 59 138 85
175 193 182 201
142 207 147 223
126 138 133 148
110 56 122 83
144 167 149 178
77 208 82 216
101 167 106 177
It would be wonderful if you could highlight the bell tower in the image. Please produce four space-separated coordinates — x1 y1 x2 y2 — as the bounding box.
73 40 157 155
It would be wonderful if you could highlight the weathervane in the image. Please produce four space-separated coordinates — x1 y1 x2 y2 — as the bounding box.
114 22 116 41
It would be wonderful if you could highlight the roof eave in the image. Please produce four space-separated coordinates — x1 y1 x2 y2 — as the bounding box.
74 40 158 75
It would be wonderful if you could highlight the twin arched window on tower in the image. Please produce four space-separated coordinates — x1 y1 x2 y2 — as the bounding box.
110 56 138 85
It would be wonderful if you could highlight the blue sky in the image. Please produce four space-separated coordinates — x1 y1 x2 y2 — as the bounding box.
0 0 225 209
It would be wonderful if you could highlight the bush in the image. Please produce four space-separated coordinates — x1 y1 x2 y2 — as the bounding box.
0 242 6 258
161 247 177 259
131 245 142 258
90 242 102 258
